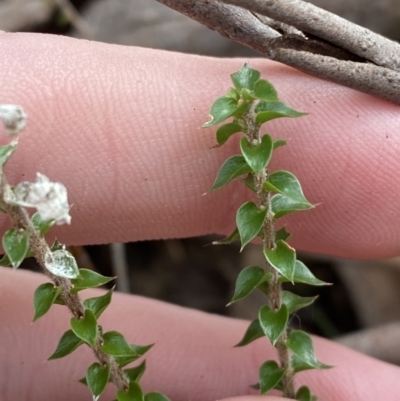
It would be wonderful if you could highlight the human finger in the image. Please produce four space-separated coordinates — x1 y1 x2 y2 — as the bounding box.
0 33 400 258
1 267 399 401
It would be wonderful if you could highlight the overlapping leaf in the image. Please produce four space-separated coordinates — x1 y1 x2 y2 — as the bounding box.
259 304 288 346
210 155 252 191
240 135 273 174
70 309 98 347
33 283 62 321
259 360 285 394
264 240 296 282
234 319 264 347
236 202 267 250
2 228 30 268
71 269 114 292
255 101 306 124
228 266 271 304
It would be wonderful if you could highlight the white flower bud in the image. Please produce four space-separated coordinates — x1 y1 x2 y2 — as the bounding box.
4 173 71 225
0 104 27 136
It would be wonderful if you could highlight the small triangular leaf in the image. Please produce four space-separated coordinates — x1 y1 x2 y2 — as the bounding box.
240 134 273 174
296 386 313 401
48 329 83 360
71 269 114 292
117 381 144 401
264 240 296 282
216 122 243 145
234 319 264 347
70 309 98 347
0 140 18 167
31 212 55 236
228 266 270 305
264 171 312 205
279 260 330 286
275 227 291 242
254 79 278 102
130 343 154 356
212 227 240 245
259 360 285 394
101 331 138 357
210 155 252 191
240 174 257 193
273 139 287 150
124 361 147 382
203 96 238 127
259 304 289 346
2 228 29 268
115 354 140 368
271 194 314 219
33 283 62 321
286 330 331 370
255 101 306 124
145 393 172 401
281 291 317 314
44 249 80 279
84 287 114 318
231 65 260 92
86 362 110 399
236 202 267 250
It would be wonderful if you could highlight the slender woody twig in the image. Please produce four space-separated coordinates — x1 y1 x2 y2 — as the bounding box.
156 0 400 105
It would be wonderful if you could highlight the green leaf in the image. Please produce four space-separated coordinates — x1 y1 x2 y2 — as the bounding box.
210 155 252 191
48 329 83 360
254 79 278 102
259 304 289 346
234 319 264 347
84 287 114 318
216 122 242 145
236 202 267 250
125 361 147 382
240 134 273 174
31 212 55 236
101 331 138 357
271 194 314 218
71 269 114 292
33 283 62 321
115 354 141 368
228 266 270 305
117 381 144 401
203 95 238 127
0 140 18 167
255 101 306 124
240 174 257 193
130 343 154 356
296 386 313 401
286 330 331 370
226 87 239 100
145 393 172 401
2 228 29 268
264 240 296 282
231 65 260 92
281 291 317 314
44 249 80 279
280 260 330 286
275 227 291 242
264 171 312 206
212 227 240 245
70 309 98 347
86 362 110 399
273 139 287 150
259 360 285 394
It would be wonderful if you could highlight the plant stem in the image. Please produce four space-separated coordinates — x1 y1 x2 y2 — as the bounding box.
0 173 130 392
246 107 295 399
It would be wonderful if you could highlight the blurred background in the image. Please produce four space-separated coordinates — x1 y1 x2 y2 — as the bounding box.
4 0 400 365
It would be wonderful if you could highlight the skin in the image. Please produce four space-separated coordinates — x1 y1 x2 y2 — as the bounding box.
0 32 400 401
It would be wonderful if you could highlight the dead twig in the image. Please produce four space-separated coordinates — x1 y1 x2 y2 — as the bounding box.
156 0 400 105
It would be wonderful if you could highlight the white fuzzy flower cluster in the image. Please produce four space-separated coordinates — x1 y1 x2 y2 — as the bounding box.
0 104 27 136
4 173 71 225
